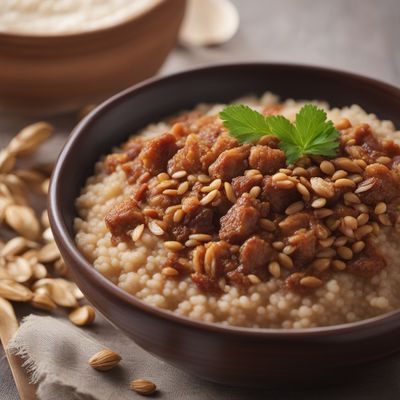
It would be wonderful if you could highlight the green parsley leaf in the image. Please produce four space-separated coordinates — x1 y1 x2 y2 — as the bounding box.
219 103 340 164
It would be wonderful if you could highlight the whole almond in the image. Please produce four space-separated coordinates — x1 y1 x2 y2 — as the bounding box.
130 379 157 396
69 305 96 326
4 205 40 240
0 280 33 302
88 349 121 371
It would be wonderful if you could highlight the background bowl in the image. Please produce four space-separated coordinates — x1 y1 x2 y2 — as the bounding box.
0 0 186 115
49 63 400 386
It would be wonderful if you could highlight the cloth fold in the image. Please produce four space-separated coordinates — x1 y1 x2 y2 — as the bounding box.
7 315 224 400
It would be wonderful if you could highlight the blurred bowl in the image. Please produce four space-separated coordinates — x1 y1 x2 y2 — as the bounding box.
49 63 400 387
0 0 186 115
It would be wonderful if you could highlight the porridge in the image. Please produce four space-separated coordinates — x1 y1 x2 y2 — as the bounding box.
75 93 400 329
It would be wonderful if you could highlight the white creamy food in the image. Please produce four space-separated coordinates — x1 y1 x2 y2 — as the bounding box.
0 0 159 35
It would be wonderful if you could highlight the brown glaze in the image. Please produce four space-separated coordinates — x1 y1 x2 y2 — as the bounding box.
49 63 400 386
0 0 186 115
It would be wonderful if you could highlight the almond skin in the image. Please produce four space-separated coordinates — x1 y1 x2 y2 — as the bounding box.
88 349 121 371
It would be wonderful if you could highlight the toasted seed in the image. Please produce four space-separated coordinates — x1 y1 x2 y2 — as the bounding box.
130 379 157 396
8 122 53 155
185 239 200 248
334 118 351 130
275 180 295 189
334 178 356 189
32 263 48 279
312 258 331 272
292 167 308 177
319 160 335 175
164 241 184 251
260 218 275 232
0 150 16 173
42 227 54 242
1 236 34 258
282 245 296 255
355 178 376 194
296 182 310 201
69 305 96 326
268 261 281 278
165 205 182 215
31 292 57 311
355 224 373 238
310 177 335 198
41 179 50 194
163 189 178 196
41 210 50 228
89 349 121 371
173 209 185 223
376 156 392 165
348 174 363 184
331 170 348 181
337 246 353 260
374 202 387 215
148 221 164 236
171 170 187 179
343 192 361 204
5 205 40 240
343 216 358 230
332 259 346 270
319 237 335 248
7 257 32 283
352 241 366 253
300 276 323 288
334 157 363 173
0 280 33 301
189 233 212 242
249 186 261 198
157 172 170 182
37 242 60 263
247 274 261 284
311 198 326 209
354 203 369 213
272 172 288 182
176 181 189 195
200 189 219 205
334 236 348 247
272 241 284 251
284 201 304 215
378 213 392 226
223 182 236 203
314 208 333 218
357 213 369 226
197 174 211 183
278 253 293 269
316 248 336 258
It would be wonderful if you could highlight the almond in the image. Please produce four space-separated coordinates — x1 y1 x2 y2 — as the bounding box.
88 349 121 371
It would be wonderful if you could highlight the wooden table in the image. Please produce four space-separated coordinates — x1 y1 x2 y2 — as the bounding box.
1 0 400 398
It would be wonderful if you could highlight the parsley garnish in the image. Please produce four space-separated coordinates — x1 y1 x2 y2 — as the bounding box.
219 103 340 164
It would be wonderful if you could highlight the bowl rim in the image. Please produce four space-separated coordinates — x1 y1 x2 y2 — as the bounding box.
0 0 166 41
49 62 400 338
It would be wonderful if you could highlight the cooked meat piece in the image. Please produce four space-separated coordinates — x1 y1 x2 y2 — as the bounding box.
239 236 275 274
248 145 286 175
191 272 220 292
148 193 180 210
257 135 280 148
139 133 178 174
123 141 143 159
203 241 238 279
231 174 263 198
164 254 191 275
167 134 207 175
278 212 315 236
289 230 317 266
347 242 386 278
200 133 239 169
208 145 251 181
185 207 214 234
104 153 130 174
219 195 260 244
105 198 144 243
261 176 300 213
358 163 400 205
227 270 251 287
195 115 224 146
121 158 146 184
131 183 148 202
181 195 201 214
284 272 310 295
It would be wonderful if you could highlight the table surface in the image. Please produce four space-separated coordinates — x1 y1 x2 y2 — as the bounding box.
1 0 400 398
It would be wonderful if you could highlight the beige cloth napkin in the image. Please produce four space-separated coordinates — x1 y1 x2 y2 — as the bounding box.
8 314 261 400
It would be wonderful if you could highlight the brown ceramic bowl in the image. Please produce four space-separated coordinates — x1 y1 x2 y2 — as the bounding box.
0 0 185 115
49 63 400 387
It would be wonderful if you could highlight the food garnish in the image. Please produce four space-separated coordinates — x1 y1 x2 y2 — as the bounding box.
220 103 340 163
